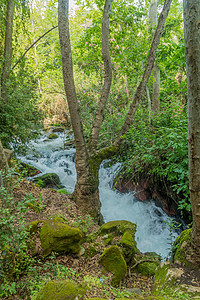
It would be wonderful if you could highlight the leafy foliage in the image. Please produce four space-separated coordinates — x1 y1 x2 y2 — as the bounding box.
118 100 191 219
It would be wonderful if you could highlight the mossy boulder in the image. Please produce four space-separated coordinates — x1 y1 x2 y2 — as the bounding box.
48 133 58 139
120 230 139 264
99 245 127 287
35 280 86 300
134 252 161 277
172 228 194 266
100 220 137 236
99 220 139 264
40 218 82 256
32 173 62 189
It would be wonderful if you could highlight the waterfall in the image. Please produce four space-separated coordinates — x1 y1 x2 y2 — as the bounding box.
16 130 179 259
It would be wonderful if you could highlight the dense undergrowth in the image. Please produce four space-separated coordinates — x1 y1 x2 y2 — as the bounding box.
117 100 191 222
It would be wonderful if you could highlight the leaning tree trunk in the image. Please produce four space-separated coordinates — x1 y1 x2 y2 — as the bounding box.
149 0 160 113
184 0 200 261
58 0 113 223
0 0 15 100
58 0 172 223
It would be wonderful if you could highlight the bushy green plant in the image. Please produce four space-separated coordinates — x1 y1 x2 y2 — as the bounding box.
0 169 35 297
118 100 191 219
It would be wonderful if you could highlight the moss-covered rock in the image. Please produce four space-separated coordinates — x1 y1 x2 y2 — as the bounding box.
32 173 62 189
35 280 86 300
40 218 82 256
100 220 137 236
102 234 113 246
134 252 161 277
48 133 58 139
99 245 127 287
99 220 139 265
172 228 193 266
120 231 139 264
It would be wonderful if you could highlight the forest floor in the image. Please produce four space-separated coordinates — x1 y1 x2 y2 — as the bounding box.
3 180 200 299
11 180 154 299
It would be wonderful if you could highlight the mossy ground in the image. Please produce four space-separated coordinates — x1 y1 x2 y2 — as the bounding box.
1 180 199 300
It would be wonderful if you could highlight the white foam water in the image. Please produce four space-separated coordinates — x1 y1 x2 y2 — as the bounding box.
16 131 178 259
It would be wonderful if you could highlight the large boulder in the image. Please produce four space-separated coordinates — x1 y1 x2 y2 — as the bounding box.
35 280 86 300
100 220 137 236
99 220 139 264
32 173 62 189
172 228 195 266
99 245 127 287
39 218 82 256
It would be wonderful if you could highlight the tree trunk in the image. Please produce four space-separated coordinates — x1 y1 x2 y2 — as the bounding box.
58 0 172 223
0 0 15 100
0 139 9 187
184 0 200 261
58 0 113 223
152 63 160 112
149 0 160 113
114 0 172 145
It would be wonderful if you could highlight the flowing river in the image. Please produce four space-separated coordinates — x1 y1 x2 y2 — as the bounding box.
16 130 179 259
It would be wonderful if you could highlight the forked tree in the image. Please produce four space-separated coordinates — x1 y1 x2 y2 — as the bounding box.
58 0 172 223
184 0 200 263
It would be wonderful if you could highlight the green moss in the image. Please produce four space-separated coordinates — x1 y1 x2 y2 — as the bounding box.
120 231 139 264
99 245 127 287
172 228 192 266
39 218 82 256
135 252 161 277
35 280 86 300
26 220 41 235
48 133 58 139
100 220 137 236
103 234 113 246
57 188 69 194
136 262 158 277
32 173 62 189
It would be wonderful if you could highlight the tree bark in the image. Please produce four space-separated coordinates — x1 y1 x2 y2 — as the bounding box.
58 0 113 223
150 0 160 114
114 0 172 146
184 0 200 261
0 139 9 187
0 0 15 100
58 0 171 223
89 0 113 152
152 63 160 112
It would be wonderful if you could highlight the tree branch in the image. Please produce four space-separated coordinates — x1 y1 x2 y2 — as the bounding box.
89 0 113 152
12 26 58 70
113 0 172 147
